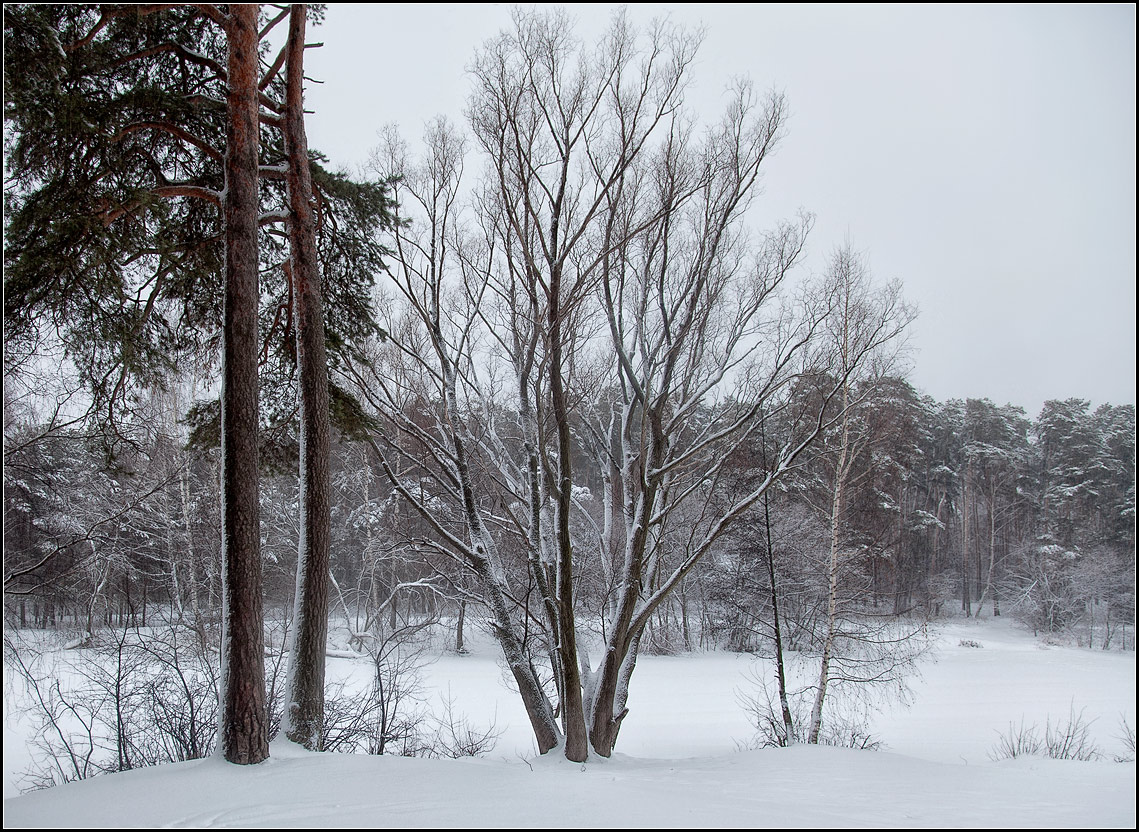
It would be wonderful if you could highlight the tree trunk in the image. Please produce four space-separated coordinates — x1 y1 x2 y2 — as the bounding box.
961 463 971 616
809 375 853 745
388 574 398 631
455 600 466 653
165 458 185 622
440 369 562 754
588 409 667 758
218 2 269 766
282 3 333 753
180 458 207 651
977 487 1000 617
548 262 589 763
760 417 795 743
810 323 856 747
680 586 692 652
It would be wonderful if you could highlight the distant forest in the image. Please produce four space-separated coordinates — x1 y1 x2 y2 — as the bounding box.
6 383 1134 651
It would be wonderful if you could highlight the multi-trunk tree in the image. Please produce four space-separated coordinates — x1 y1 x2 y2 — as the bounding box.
347 9 914 761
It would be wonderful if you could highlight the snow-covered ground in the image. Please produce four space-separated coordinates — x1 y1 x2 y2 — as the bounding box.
4 615 1135 828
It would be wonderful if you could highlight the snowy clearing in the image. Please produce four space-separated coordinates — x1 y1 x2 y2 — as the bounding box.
4 616 1135 828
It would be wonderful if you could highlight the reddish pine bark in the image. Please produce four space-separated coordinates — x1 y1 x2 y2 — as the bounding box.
282 3 332 751
219 2 269 766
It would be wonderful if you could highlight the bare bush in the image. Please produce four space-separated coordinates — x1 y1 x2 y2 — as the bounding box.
738 671 882 751
1115 716 1135 763
6 610 497 789
4 619 220 791
319 674 423 756
406 692 501 759
315 614 498 759
5 630 103 790
989 706 1103 762
1043 706 1103 761
988 719 1044 760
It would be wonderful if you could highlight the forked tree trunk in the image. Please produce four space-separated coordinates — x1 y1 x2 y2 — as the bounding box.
218 2 269 766
587 498 654 756
282 2 333 753
588 409 668 758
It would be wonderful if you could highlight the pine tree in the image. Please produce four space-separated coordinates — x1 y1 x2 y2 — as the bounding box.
6 4 394 760
280 3 332 752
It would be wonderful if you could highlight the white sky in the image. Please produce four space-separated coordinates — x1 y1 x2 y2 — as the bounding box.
299 3 1136 418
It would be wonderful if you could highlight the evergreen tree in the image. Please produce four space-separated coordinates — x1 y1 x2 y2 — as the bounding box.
5 3 228 439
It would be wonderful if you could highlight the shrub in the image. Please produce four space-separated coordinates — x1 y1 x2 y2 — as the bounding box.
989 706 1103 762
738 675 882 751
1113 716 1134 763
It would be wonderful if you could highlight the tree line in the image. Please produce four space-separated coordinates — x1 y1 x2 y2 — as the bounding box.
4 4 1134 773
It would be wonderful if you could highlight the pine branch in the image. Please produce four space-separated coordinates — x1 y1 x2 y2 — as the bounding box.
112 121 223 162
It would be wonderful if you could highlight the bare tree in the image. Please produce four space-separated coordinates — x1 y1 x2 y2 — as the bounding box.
354 116 563 754
348 10 878 761
579 79 820 757
462 9 712 761
803 244 919 745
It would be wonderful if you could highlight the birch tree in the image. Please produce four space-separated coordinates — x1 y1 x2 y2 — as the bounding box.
803 244 920 746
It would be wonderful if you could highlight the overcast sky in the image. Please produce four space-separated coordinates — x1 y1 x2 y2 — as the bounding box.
297 4 1136 418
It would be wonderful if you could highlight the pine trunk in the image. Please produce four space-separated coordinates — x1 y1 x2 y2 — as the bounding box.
282 3 333 753
219 2 269 766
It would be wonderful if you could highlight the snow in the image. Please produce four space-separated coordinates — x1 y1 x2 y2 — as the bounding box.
4 616 1135 828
